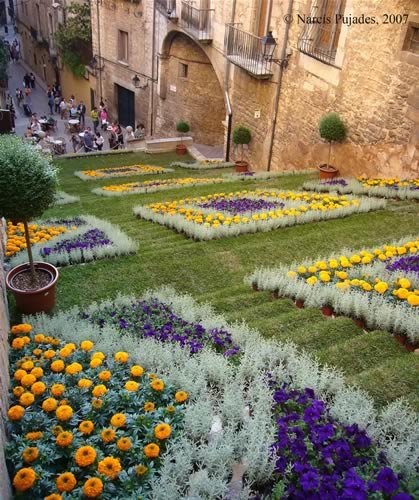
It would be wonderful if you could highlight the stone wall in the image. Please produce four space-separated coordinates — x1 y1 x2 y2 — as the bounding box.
0 219 11 500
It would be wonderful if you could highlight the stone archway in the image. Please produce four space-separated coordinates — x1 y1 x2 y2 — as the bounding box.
156 31 226 148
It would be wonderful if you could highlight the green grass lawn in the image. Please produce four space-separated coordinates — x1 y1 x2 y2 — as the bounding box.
9 151 419 410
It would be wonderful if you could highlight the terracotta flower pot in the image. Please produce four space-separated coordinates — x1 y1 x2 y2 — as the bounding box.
176 144 187 155
235 160 249 173
318 164 339 180
352 317 367 330
321 305 334 317
6 262 59 315
295 299 305 309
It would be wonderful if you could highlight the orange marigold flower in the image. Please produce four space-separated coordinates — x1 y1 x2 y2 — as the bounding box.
34 334 45 343
92 398 103 410
124 380 139 392
114 351 129 363
144 402 155 412
51 384 65 397
52 425 63 436
83 477 104 498
42 398 58 412
150 379 165 392
91 351 105 360
50 360 65 373
101 428 116 443
59 347 72 358
59 399 69 406
56 431 73 447
92 384 107 398
79 420 94 435
19 392 35 407
14 369 26 381
45 494 62 500
75 446 97 467
43 350 56 360
63 343 76 352
65 362 83 375
154 423 172 440
90 358 102 369
12 337 25 349
21 374 37 387
11 324 32 335
116 437 132 451
8 405 25 421
97 456 121 479
21 336 31 345
135 464 148 476
175 391 189 403
22 447 39 463
32 348 42 357
130 365 144 377
13 386 25 397
77 378 92 389
30 367 44 378
56 405 73 421
80 340 94 352
12 467 36 491
26 431 43 441
21 360 34 371
56 472 77 493
98 370 111 381
110 413 126 427
31 381 46 395
144 443 160 459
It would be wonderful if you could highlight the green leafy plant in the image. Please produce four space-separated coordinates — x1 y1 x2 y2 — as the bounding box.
0 136 57 283
176 120 190 136
233 125 251 161
319 113 346 168
0 41 9 83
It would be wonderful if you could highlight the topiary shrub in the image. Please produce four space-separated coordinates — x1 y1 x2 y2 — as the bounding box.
319 113 346 168
233 125 251 161
0 135 58 283
176 120 190 136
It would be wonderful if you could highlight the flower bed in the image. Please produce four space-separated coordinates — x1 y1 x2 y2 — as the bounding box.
75 165 174 181
6 323 187 498
246 237 419 343
92 177 225 197
54 191 80 206
170 160 235 169
21 287 418 498
133 189 385 241
303 177 419 200
6 216 138 268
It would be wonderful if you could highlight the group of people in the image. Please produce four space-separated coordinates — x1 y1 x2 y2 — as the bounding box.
3 38 20 62
71 128 105 153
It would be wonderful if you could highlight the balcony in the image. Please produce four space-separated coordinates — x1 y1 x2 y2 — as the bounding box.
156 0 177 19
224 23 274 79
180 1 214 43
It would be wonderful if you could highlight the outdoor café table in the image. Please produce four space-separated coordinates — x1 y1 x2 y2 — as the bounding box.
69 119 80 133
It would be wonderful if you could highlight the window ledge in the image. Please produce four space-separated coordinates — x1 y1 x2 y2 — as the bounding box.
298 52 341 87
117 60 129 67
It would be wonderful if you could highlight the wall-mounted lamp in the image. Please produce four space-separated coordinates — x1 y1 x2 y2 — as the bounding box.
132 74 141 88
262 31 277 60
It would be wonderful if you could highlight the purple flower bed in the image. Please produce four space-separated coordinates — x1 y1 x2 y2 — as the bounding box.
44 217 85 227
386 255 419 276
40 229 111 257
81 299 240 356
320 179 348 187
269 385 411 499
198 198 284 214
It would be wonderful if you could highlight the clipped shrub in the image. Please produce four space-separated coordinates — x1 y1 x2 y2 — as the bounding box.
319 113 346 168
176 120 190 135
232 125 251 161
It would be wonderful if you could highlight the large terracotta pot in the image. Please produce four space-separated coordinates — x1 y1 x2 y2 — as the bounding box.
318 164 339 179
176 144 187 155
235 160 249 173
6 262 59 314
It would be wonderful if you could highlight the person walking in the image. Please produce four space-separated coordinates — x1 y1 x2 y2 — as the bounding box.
116 123 124 149
90 106 99 133
83 128 94 152
47 93 54 115
24 86 32 105
59 98 68 120
94 132 104 151
29 72 35 89
54 94 60 113
23 73 31 88
100 107 108 130
78 100 86 128
15 88 24 107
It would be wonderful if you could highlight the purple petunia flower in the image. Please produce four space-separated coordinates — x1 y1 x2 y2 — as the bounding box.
386 255 419 276
198 197 284 215
374 467 400 495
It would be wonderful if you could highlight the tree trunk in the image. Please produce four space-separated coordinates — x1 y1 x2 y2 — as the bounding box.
23 221 38 286
327 141 332 168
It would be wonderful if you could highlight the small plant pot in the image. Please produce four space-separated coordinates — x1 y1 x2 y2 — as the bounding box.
235 161 249 173
176 144 187 155
318 164 339 180
6 262 59 315
394 334 416 352
320 305 334 317
252 283 259 292
295 299 305 309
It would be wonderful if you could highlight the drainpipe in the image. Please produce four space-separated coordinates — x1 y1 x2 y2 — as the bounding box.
266 0 293 171
150 0 156 136
224 0 237 162
96 0 103 101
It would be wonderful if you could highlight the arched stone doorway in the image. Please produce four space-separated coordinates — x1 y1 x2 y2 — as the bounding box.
156 31 226 149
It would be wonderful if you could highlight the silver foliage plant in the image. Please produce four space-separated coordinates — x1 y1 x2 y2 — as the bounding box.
26 286 419 497
6 215 138 268
170 160 235 170
245 235 419 342
53 191 80 206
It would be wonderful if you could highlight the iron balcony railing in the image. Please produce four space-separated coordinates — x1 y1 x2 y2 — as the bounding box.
156 0 177 18
180 1 214 42
224 23 274 78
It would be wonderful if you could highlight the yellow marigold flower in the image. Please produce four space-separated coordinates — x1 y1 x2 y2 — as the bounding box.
144 402 155 412
91 351 105 360
8 405 25 421
34 334 45 343
335 271 348 280
42 398 58 413
83 477 104 498
117 437 132 451
154 423 172 440
407 294 419 306
31 381 46 395
64 343 76 352
11 324 32 335
350 254 361 263
374 281 389 294
306 276 318 286
22 447 39 463
21 360 34 371
75 446 97 467
150 379 165 392
65 362 83 375
14 369 26 381
319 271 331 282
26 431 43 440
45 494 62 500
130 365 144 377
135 465 148 476
56 472 77 493
51 384 65 397
12 337 26 350
90 358 102 368
43 350 56 360
56 405 73 422
56 431 73 447
101 428 116 443
110 413 126 427
97 456 122 479
97 370 111 382
92 398 103 410
361 282 372 292
167 405 176 413
12 467 36 492
396 288 409 300
59 347 72 358
50 360 65 373
20 374 36 387
92 384 107 398
13 385 25 397
398 278 411 289
30 367 43 378
114 351 129 363
144 443 160 459
19 392 35 407
125 380 139 392
175 391 188 403
79 420 95 435
287 271 297 278
78 378 93 389
297 266 307 274
80 340 94 352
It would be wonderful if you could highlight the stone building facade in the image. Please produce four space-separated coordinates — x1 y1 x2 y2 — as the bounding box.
92 0 419 177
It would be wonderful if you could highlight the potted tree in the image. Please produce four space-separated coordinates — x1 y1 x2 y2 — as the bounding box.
1 135 59 314
175 120 190 155
233 125 251 173
318 112 346 179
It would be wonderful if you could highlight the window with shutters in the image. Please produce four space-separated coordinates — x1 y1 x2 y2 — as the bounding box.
298 0 347 66
404 25 419 54
118 30 129 63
